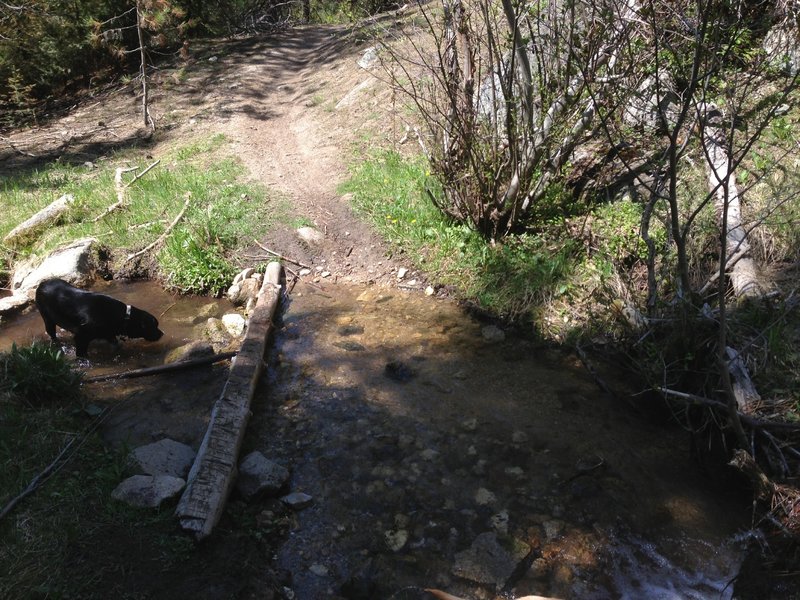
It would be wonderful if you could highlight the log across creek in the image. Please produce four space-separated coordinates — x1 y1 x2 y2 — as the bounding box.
175 261 284 539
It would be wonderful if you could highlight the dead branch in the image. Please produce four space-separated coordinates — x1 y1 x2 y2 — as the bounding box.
84 351 236 383
3 194 75 247
124 193 191 263
93 160 159 223
251 239 312 269
660 388 800 432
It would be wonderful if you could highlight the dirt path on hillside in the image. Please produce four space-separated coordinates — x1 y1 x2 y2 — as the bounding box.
174 25 410 286
1 24 411 286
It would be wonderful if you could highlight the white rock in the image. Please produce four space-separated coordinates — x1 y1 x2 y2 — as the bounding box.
237 451 290 500
222 313 246 337
397 267 408 280
296 226 324 245
12 238 99 293
281 492 313 510
357 46 379 69
425 286 435 296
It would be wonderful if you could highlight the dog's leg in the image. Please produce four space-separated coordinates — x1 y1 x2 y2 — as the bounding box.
74 333 91 358
42 314 58 341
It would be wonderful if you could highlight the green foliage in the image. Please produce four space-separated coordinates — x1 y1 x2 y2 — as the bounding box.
590 196 653 264
159 228 235 295
0 343 83 405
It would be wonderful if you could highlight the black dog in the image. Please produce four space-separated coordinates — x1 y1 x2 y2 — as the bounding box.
35 278 164 357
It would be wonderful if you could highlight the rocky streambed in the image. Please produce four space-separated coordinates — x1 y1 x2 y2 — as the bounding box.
1 275 751 599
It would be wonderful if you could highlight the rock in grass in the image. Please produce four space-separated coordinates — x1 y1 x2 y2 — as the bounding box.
111 474 185 508
130 438 196 479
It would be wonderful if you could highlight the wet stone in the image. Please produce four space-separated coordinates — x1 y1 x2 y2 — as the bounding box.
384 361 415 383
481 324 506 343
334 341 366 352
164 341 214 364
281 492 313 510
452 532 517 586
337 324 364 336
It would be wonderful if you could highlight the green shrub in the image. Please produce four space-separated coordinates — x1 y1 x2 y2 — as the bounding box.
0 343 83 405
159 228 235 295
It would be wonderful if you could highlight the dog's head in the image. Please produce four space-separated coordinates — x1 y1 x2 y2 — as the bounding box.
126 306 164 341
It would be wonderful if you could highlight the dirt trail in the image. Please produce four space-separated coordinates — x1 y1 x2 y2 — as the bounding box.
185 25 407 285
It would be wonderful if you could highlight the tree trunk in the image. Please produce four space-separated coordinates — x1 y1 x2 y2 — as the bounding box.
702 106 762 299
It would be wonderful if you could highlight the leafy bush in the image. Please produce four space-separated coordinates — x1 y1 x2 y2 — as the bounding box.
0 343 83 405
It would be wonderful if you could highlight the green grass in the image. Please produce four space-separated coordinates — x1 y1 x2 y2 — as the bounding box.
0 134 289 294
340 150 583 330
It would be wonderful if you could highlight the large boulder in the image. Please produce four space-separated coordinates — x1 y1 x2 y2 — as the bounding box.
129 438 197 479
11 238 100 296
111 474 185 508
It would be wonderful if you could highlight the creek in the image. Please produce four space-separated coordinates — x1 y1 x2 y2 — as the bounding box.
0 279 751 599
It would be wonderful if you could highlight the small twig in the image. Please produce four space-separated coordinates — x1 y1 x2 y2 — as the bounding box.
92 161 160 223
126 159 160 187
125 193 191 264
159 301 177 317
0 436 78 521
252 239 312 269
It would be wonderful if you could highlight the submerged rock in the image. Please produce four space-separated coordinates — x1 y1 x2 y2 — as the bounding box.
452 532 516 586
164 341 214 364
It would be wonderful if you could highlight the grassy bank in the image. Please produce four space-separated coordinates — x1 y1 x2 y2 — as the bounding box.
341 150 653 341
0 134 289 295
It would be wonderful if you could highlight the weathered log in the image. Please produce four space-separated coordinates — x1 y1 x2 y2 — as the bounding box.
3 194 74 247
726 346 761 413
84 351 237 383
175 261 283 539
702 105 762 299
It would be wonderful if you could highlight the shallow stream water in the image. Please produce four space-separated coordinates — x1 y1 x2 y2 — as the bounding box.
0 279 750 598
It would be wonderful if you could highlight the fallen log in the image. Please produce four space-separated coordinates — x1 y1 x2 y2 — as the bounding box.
3 194 74 247
84 351 237 383
176 261 283 540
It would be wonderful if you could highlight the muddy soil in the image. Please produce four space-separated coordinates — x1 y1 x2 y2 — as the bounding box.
0 19 759 600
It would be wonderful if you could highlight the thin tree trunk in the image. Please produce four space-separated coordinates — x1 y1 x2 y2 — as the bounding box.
136 1 153 131
702 106 761 299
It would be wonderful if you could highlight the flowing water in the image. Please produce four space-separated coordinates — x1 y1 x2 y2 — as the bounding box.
0 279 751 598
